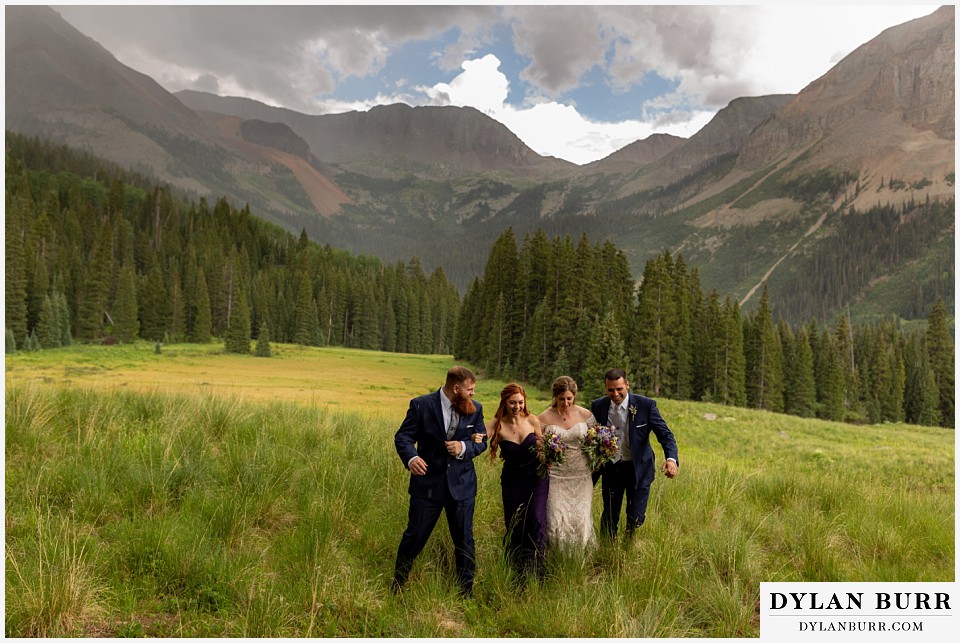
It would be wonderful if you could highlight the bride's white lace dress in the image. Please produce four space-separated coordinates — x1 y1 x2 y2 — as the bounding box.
544 418 598 551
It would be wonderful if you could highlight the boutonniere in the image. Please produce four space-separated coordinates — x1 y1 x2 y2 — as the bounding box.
629 405 637 421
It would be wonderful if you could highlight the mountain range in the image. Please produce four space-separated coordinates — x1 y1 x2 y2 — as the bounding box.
5 5 955 324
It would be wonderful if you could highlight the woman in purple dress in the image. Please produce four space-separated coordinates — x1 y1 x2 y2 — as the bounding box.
481 383 549 584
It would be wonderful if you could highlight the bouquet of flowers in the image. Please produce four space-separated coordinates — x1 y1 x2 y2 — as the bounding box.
581 424 620 472
531 430 567 478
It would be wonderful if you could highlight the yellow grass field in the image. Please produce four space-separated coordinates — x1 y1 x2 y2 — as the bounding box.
4 340 955 637
3 342 554 418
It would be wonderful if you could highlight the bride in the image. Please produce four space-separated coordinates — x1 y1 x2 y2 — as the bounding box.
538 375 598 551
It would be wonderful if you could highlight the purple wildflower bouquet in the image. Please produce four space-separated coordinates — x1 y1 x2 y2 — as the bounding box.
532 429 567 478
582 424 620 472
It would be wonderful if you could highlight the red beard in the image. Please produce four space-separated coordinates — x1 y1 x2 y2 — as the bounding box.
453 393 476 416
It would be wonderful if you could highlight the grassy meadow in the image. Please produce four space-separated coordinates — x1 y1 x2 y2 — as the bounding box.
4 342 955 637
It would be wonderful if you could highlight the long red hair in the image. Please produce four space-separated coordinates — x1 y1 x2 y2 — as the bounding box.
489 383 529 462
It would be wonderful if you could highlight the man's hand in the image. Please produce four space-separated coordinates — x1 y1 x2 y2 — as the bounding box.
445 440 463 457
662 460 678 479
408 456 428 476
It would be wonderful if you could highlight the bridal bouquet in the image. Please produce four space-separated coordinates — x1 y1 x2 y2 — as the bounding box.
532 430 567 478
581 424 619 472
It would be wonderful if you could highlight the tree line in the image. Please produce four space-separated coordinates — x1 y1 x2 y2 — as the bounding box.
6 132 953 428
454 227 954 428
5 133 460 357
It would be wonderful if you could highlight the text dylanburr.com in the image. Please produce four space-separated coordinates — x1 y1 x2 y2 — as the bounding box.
760 582 956 641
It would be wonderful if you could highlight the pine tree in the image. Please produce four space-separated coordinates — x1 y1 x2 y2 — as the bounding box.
518 300 550 385
167 268 185 343
570 308 595 378
76 222 113 341
518 229 553 327
315 288 331 347
546 236 579 364
27 249 50 336
191 268 213 343
480 228 521 368
55 291 72 346
856 324 881 423
182 245 199 339
382 296 397 353
878 344 905 423
113 264 139 343
453 277 482 360
903 332 941 426
692 290 721 402
670 255 694 400
5 328 17 354
355 279 382 350
405 280 422 353
722 297 747 406
418 285 434 354
581 307 629 402
635 254 675 396
835 313 860 414
925 297 954 427
35 295 61 349
572 233 601 320
598 240 634 329
5 187 29 347
552 347 572 384
256 321 272 357
787 327 817 418
224 285 251 354
406 259 428 352
138 263 167 341
486 292 508 375
816 331 846 421
294 276 321 345
744 287 784 412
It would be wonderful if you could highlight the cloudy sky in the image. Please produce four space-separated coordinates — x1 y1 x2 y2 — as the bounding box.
52 3 938 165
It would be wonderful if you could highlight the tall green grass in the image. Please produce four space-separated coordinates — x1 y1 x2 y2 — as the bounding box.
5 381 954 637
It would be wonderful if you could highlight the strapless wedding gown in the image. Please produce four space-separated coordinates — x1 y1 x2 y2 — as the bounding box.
544 419 597 551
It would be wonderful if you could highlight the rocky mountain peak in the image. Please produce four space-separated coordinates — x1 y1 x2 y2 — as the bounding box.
738 5 954 171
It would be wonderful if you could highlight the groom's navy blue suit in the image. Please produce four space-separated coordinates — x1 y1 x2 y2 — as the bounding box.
591 393 678 536
394 390 486 593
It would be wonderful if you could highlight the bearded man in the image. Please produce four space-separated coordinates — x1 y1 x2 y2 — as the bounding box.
392 366 487 596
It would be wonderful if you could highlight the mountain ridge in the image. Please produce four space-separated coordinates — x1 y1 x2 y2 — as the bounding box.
5 4 954 324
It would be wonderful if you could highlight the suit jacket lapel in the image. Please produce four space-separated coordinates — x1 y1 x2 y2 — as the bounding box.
630 394 645 427
600 397 613 425
430 390 446 437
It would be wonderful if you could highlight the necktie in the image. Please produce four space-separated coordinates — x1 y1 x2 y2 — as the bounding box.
613 404 625 430
446 410 458 439
616 404 630 460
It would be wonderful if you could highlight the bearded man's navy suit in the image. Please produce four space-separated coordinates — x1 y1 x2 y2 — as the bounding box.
393 389 486 593
591 392 678 536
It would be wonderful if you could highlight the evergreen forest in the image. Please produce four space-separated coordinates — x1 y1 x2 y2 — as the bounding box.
454 227 954 428
5 132 954 428
5 133 460 358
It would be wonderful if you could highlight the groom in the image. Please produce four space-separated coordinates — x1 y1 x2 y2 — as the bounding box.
591 368 678 539
393 366 487 596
